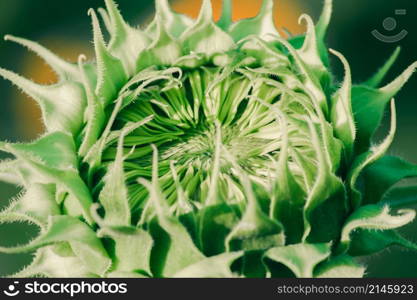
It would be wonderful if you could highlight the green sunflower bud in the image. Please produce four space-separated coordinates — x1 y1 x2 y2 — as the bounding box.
1 0 417 278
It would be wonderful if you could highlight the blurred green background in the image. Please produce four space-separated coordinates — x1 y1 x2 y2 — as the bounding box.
0 0 416 277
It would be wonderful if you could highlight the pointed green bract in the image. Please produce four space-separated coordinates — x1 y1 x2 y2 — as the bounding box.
348 100 397 208
297 14 327 77
0 68 86 135
365 47 401 88
0 216 111 276
137 17 182 70
181 0 235 58
315 0 332 66
361 156 417 205
224 147 285 251
5 183 59 221
352 63 417 153
329 49 355 158
98 127 132 226
265 243 331 278
98 226 154 275
13 246 95 278
151 0 193 38
89 8 128 106
314 255 365 278
229 0 279 42
104 0 151 75
0 0 416 278
139 147 205 277
269 112 305 244
4 35 80 82
339 204 415 253
0 132 94 224
217 0 232 30
77 55 106 157
382 186 417 208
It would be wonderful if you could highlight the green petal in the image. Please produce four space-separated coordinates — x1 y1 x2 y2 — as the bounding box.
316 0 332 42
181 0 235 58
3 132 77 168
98 126 135 226
329 49 356 158
348 100 397 208
315 0 332 66
339 204 415 253
197 126 239 254
0 216 111 276
348 229 417 256
98 226 153 275
275 37 328 114
297 14 327 78
62 193 84 219
89 8 127 106
270 112 305 244
0 159 23 185
364 47 401 88
265 243 331 278
147 0 193 39
239 37 289 67
302 119 346 242
13 246 95 278
97 7 112 34
137 16 182 70
6 183 59 221
223 147 285 252
352 62 417 153
225 203 285 251
140 146 205 277
0 132 94 224
148 215 205 277
83 94 152 177
217 0 232 31
198 203 240 256
228 0 279 42
382 186 417 208
4 35 80 82
361 156 417 205
314 255 365 278
78 55 106 157
0 68 86 135
104 0 151 75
